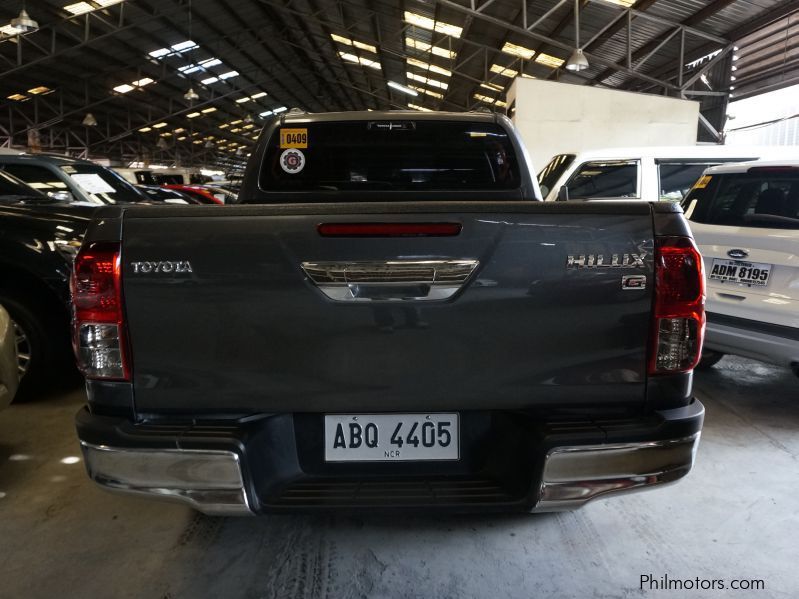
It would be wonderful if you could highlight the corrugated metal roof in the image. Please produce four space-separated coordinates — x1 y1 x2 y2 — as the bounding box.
0 0 793 164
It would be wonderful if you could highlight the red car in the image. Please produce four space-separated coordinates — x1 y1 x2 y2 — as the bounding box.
163 184 224 205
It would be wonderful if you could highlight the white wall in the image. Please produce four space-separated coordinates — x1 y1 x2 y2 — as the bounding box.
507 79 700 170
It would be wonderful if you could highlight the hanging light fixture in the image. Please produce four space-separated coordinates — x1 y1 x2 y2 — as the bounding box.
10 5 38 34
82 113 98 127
156 137 169 150
565 0 590 72
204 140 214 149
243 113 254 124
183 0 199 102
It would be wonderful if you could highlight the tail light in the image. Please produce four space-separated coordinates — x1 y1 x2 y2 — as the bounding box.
70 242 130 380
649 236 705 375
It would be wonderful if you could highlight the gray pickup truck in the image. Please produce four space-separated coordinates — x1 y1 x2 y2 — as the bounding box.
73 111 705 515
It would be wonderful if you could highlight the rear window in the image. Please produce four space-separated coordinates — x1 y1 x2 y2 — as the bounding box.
565 160 639 199
685 170 799 230
259 120 521 192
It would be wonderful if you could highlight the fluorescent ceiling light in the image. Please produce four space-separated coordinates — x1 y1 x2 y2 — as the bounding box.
201 76 219 85
149 47 170 58
405 37 456 59
187 112 201 118
219 123 229 128
133 78 153 87
273 106 287 113
251 91 267 99
27 86 51 95
138 127 152 132
403 11 462 38
64 2 94 16
409 85 444 99
94 0 124 6
229 119 242 125
490 64 518 78
152 122 168 128
480 82 504 92
7 93 27 101
0 25 20 37
171 40 198 52
174 128 185 133
406 71 448 90
600 0 637 7
502 42 535 60
177 136 187 141
388 81 418 96
201 107 216 113
408 103 432 112
218 70 238 79
113 83 134 94
259 111 273 117
199 58 222 68
406 57 451 77
535 53 565 68
235 97 251 103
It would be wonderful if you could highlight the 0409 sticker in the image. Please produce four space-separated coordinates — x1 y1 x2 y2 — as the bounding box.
280 149 306 174
280 128 308 148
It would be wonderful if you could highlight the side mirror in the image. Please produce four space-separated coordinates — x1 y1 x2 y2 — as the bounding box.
47 190 74 203
557 185 570 201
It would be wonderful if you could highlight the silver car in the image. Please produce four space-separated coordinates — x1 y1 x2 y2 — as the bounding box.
0 304 20 409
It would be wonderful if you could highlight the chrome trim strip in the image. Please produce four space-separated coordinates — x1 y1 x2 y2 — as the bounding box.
301 259 479 302
533 433 700 512
80 442 254 516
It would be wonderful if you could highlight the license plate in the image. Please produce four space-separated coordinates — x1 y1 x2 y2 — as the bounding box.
709 258 771 287
324 413 459 462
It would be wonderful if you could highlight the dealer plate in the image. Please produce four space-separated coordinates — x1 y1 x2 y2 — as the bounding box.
709 258 772 287
324 413 459 462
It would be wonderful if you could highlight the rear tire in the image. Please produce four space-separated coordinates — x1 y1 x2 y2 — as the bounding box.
0 290 72 399
697 350 725 370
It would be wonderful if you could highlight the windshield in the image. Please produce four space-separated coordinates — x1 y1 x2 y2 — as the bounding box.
259 120 521 193
685 170 799 230
0 170 47 201
537 154 575 198
63 164 146 204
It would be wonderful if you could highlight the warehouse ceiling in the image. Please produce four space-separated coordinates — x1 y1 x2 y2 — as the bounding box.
0 0 796 169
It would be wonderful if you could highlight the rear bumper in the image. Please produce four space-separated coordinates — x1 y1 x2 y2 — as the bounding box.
705 312 799 367
76 401 704 515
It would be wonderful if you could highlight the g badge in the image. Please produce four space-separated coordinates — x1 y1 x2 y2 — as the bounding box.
280 148 305 174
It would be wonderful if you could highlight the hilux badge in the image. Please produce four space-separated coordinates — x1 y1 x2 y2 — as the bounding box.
566 253 646 269
131 260 193 274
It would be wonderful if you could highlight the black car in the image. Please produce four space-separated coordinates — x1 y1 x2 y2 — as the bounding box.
0 171 94 394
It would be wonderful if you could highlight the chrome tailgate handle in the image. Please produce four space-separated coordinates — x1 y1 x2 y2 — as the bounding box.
301 260 479 302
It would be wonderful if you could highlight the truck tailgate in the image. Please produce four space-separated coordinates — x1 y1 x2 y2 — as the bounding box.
120 203 654 415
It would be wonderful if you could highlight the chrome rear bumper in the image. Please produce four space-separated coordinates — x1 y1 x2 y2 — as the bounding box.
80 433 701 516
533 433 701 512
80 442 254 515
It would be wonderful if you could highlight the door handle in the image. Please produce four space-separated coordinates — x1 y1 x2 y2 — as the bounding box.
301 260 479 302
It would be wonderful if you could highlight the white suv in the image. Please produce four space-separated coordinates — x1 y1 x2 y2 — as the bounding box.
683 160 799 376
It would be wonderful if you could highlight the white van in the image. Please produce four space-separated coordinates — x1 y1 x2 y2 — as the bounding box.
537 146 799 202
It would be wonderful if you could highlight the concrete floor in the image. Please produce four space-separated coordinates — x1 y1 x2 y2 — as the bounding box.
0 356 797 599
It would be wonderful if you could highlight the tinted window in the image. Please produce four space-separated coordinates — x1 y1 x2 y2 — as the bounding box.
687 171 799 230
259 121 521 192
64 164 146 204
537 153 575 198
566 160 638 199
0 170 46 199
2 164 70 194
658 163 714 201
